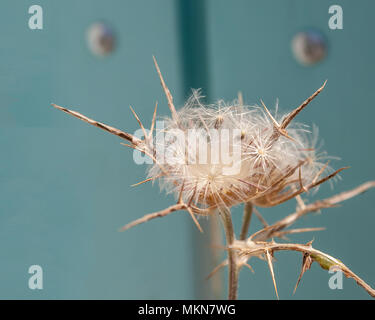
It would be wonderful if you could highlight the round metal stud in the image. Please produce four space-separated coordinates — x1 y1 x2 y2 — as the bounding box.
292 30 327 66
86 22 116 57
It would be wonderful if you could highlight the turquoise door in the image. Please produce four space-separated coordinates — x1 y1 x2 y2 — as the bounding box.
0 0 195 299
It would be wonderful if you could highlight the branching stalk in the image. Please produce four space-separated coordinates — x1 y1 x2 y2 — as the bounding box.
218 207 238 300
233 240 375 298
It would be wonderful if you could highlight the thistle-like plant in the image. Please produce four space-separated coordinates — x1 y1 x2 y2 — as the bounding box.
52 57 375 299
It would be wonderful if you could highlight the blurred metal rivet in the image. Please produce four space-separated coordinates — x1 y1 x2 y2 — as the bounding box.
86 22 115 57
292 30 327 66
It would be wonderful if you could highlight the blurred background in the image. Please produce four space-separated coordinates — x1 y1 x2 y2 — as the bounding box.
0 0 374 299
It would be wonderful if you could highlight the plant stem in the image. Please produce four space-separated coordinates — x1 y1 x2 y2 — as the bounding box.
240 202 253 240
237 241 375 298
218 207 238 300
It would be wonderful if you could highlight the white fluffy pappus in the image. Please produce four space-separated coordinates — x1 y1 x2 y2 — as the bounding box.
147 87 337 210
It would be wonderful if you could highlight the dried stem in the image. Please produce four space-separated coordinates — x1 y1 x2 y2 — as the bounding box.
211 181 375 299
218 207 238 300
240 202 253 240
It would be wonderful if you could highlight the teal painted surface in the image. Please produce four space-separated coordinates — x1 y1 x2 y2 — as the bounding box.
206 0 375 299
0 0 195 299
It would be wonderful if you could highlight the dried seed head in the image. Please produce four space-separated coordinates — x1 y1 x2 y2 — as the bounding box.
52 59 336 216
148 87 335 210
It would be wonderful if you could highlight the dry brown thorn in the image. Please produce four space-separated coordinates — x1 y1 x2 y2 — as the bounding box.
253 207 268 228
237 179 266 191
260 81 327 144
119 181 204 233
260 99 295 142
120 142 169 177
129 105 147 141
119 203 185 232
246 160 307 203
243 263 255 274
281 80 327 129
186 206 203 233
294 252 313 294
265 249 279 299
206 260 228 280
312 160 331 185
51 103 142 146
148 101 158 141
265 166 348 207
131 175 163 187
252 180 375 241
152 56 179 123
237 91 244 106
206 257 255 281
119 203 203 233
273 227 325 239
